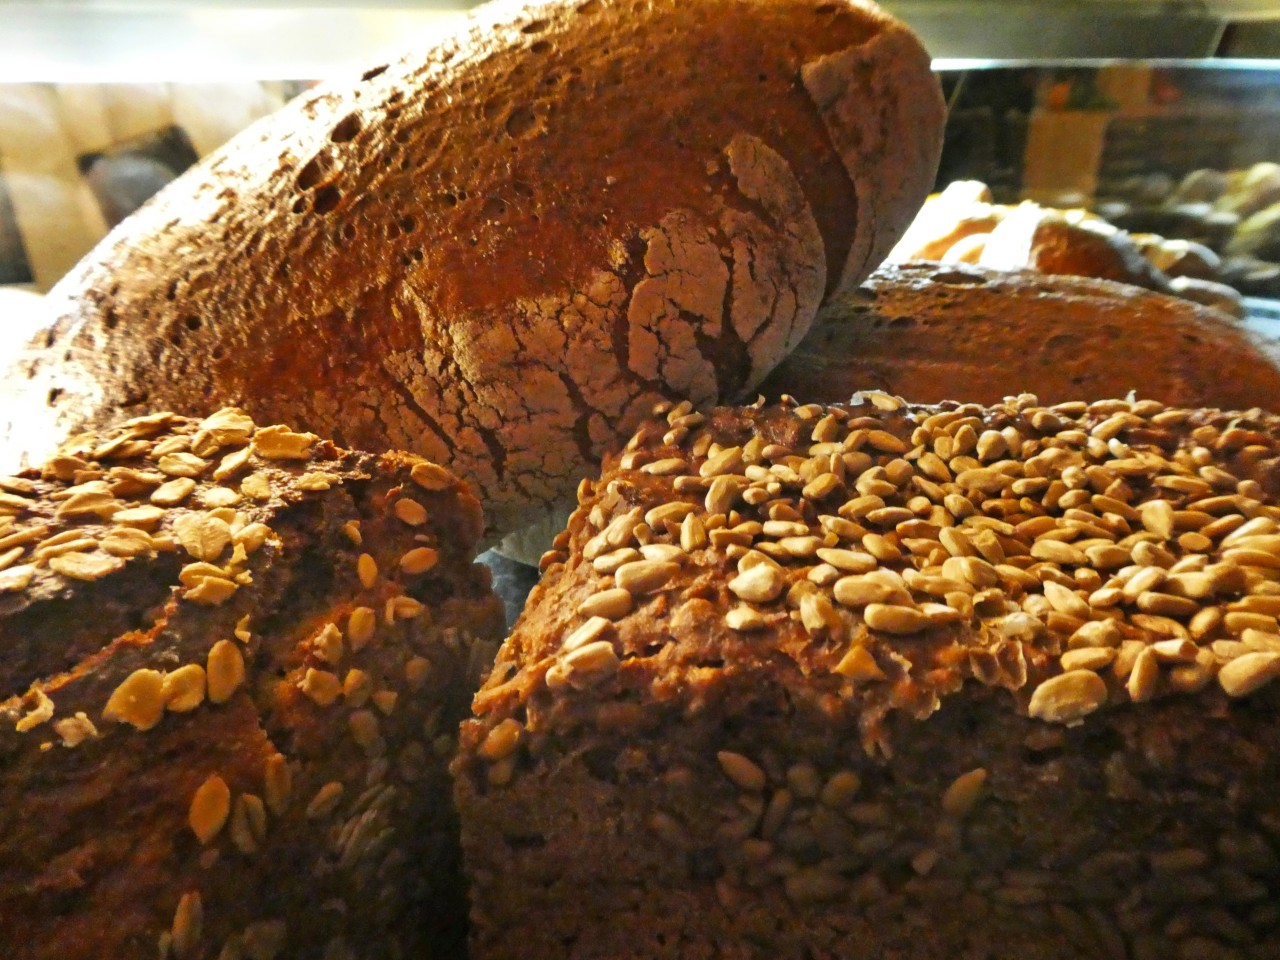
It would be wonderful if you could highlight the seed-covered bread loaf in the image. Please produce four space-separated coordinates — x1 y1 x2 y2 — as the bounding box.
758 261 1280 411
2 0 944 542
0 409 503 959
456 393 1280 960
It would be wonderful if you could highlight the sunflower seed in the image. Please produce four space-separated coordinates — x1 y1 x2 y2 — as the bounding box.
189 774 231 844
942 768 987 818
616 559 679 595
1218 652 1280 697
864 603 929 634
1028 670 1107 723
718 751 766 792
728 564 785 603
103 669 166 730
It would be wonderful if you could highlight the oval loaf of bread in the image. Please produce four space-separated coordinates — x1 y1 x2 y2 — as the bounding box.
3 0 944 539
758 260 1280 410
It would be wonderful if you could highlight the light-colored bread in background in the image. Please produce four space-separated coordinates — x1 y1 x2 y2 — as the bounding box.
1 0 944 542
1138 236 1221 281
976 203 1171 292
1167 274 1246 319
887 179 1003 263
757 261 1280 411
888 183 1255 314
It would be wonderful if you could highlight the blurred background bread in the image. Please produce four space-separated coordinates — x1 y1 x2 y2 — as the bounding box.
757 260 1280 410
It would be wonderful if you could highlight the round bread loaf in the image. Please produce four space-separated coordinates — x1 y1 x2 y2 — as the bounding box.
756 260 1280 410
976 204 1172 293
1 0 944 541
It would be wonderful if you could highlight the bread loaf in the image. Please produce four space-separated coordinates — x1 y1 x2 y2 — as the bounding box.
456 393 1280 960
757 261 1280 411
885 179 1005 262
0 409 503 959
2 0 944 542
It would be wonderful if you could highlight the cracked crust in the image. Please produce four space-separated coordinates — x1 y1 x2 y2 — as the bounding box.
0 0 943 542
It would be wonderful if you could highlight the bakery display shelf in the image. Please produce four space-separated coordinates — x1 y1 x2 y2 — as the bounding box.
1244 297 1280 338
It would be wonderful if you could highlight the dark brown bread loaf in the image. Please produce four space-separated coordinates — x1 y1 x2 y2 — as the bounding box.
0 409 504 959
1 0 944 542
757 261 1280 411
456 393 1280 960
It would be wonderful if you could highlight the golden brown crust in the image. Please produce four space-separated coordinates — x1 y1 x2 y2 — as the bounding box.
2 0 943 541
464 393 1280 755
756 261 1280 411
0 410 503 960
455 393 1280 960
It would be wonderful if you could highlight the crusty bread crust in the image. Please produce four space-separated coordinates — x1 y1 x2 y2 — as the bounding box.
457 393 1280 960
758 261 1280 411
497 259 1280 567
2 0 943 541
0 409 504 959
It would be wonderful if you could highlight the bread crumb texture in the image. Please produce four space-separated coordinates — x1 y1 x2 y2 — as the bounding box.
0 407 504 959
4 0 943 540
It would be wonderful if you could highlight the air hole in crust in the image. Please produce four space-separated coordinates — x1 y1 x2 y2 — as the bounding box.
313 185 342 215
505 104 539 138
184 316 202 331
399 215 417 234
504 834 547 851
292 197 308 214
103 309 119 330
361 64 388 81
521 18 549 33
815 3 838 12
341 222 357 241
575 0 600 12
443 193 458 207
296 154 330 191
330 113 363 143
47 387 62 406
530 40 553 55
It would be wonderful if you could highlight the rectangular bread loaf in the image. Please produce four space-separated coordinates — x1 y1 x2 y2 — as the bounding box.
455 393 1280 960
0 408 504 960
